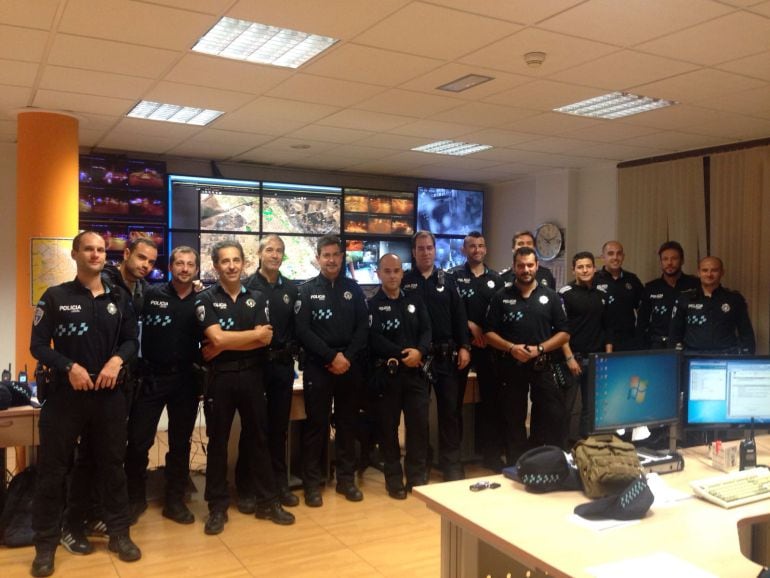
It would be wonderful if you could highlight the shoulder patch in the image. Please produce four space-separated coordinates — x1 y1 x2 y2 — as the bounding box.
294 300 302 314
196 304 206 322
559 285 572 294
33 306 44 326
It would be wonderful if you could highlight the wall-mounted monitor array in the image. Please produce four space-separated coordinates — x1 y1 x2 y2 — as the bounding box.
684 356 770 429
166 176 483 285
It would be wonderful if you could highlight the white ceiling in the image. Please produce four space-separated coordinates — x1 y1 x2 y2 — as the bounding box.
2 0 770 185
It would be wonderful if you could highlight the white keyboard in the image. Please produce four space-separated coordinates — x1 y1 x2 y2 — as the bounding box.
690 467 770 508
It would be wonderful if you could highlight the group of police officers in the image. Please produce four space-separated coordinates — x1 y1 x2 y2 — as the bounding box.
28 227 756 576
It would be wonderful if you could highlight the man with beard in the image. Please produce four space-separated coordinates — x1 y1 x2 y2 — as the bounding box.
637 241 698 349
500 231 556 290
449 231 504 471
402 231 471 481
485 247 570 461
124 246 201 525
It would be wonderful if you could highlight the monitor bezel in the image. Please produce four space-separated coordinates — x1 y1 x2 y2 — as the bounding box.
587 349 682 434
682 353 770 430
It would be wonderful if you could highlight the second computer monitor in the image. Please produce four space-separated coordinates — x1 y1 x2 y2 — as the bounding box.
588 350 681 434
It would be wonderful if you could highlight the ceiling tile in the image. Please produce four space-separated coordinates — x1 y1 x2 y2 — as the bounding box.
547 50 699 91
352 2 521 60
748 1 770 16
460 27 617 76
209 111 308 136
219 96 339 124
0 0 60 29
324 143 399 160
636 11 770 65
303 43 442 86
354 89 460 118
228 0 411 40
233 147 313 165
317 109 415 131
166 54 292 95
289 125 375 144
388 119 480 139
352 132 431 150
425 0 585 25
398 63 532 100
619 130 727 150
142 0 233 15
429 102 536 127
0 59 38 88
39 66 154 100
717 51 770 82
694 85 770 118
572 141 671 160
107 117 203 140
447 128 541 148
632 68 767 103
505 112 601 135
58 0 213 51
144 81 258 112
619 103 727 130
538 0 733 47
98 131 186 154
32 89 135 116
0 24 49 63
483 80 602 111
561 122 662 143
522 136 603 154
266 75 383 107
48 35 180 78
685 112 770 139
259 136 340 155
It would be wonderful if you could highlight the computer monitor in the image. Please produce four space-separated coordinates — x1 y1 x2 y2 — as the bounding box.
588 350 681 434
684 355 770 429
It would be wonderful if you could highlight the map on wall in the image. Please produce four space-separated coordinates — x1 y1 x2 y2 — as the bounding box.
31 237 77 305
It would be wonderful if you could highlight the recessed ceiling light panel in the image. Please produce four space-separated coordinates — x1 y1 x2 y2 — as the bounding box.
554 91 676 119
437 74 494 93
127 101 223 126
193 16 337 69
412 140 492 156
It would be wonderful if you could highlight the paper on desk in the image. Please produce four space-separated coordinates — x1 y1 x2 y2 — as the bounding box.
586 551 717 578
646 472 693 507
569 513 641 532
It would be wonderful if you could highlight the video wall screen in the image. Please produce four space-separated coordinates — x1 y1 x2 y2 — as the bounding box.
434 237 465 270
345 238 412 285
200 192 260 232
199 233 260 283
344 189 415 236
262 191 341 235
417 187 483 235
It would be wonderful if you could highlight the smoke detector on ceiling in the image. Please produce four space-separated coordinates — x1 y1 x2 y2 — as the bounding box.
524 51 546 68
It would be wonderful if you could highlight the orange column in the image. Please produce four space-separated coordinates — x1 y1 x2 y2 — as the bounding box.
16 111 79 373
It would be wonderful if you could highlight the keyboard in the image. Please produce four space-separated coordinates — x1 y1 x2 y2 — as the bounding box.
690 467 770 508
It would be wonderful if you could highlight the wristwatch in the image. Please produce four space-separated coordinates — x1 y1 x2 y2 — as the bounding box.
537 344 545 355
64 361 74 372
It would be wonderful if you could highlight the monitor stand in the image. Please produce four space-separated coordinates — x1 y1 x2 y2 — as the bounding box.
636 423 685 475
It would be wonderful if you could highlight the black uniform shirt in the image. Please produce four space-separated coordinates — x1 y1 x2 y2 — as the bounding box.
449 263 501 327
486 283 569 344
401 268 470 348
102 264 148 316
637 274 699 346
669 285 756 353
195 283 269 362
294 274 368 364
141 282 200 366
594 268 644 348
368 289 432 360
244 269 298 350
558 282 610 354
30 277 138 374
500 265 555 291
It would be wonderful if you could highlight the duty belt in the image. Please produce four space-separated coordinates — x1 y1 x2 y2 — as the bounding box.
266 348 293 364
143 360 192 375
429 341 456 357
210 357 260 372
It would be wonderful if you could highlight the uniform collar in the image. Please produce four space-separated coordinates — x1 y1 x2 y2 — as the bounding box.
213 282 246 297
463 262 489 278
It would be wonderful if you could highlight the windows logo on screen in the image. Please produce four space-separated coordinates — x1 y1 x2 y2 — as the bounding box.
627 376 648 404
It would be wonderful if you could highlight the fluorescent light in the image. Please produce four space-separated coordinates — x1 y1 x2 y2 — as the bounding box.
554 92 676 119
437 74 494 93
411 140 493 156
127 101 223 126
192 16 337 69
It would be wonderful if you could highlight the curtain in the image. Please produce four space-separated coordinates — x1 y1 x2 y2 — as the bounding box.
617 157 706 283
710 146 770 354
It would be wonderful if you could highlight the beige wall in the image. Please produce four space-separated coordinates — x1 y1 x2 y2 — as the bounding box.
0 142 16 367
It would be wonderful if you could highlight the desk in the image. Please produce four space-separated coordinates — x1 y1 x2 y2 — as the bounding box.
0 405 40 485
414 437 770 578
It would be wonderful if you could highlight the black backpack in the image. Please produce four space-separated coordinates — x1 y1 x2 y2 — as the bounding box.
0 466 37 547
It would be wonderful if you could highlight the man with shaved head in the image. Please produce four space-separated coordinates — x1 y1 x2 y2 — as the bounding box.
595 240 644 351
669 256 755 354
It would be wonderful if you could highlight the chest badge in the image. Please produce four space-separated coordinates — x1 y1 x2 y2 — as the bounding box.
283 294 290 305
487 280 495 289
407 303 416 313
539 295 549 305
344 291 352 300
107 302 118 315
246 298 256 308
721 303 731 313
436 286 445 293
625 282 632 290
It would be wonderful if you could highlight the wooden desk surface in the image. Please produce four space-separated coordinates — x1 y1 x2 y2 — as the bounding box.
415 437 770 578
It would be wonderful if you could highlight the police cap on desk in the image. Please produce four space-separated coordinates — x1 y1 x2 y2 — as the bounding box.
505 446 582 493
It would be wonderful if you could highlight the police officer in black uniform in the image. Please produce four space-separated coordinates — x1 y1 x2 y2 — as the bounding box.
196 240 294 535
29 231 141 577
402 231 471 481
558 251 612 440
485 247 570 462
500 231 556 290
369 253 432 498
294 235 369 507
595 240 644 351
124 246 201 525
449 231 505 471
637 241 699 349
237 234 300 511
669 256 756 354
